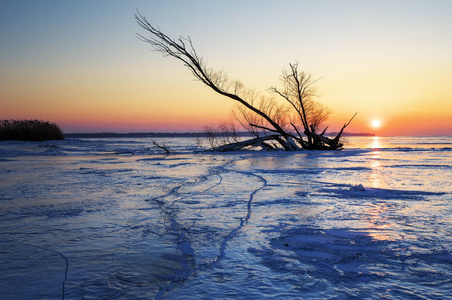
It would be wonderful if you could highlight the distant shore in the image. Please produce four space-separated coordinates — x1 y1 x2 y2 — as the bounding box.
64 132 375 138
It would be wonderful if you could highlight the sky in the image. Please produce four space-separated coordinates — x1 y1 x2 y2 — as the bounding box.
1 0 451 136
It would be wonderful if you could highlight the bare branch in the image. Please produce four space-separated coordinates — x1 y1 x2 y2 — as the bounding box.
151 139 171 153
249 123 280 133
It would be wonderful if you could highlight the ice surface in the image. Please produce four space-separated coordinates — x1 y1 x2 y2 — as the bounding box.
0 136 451 299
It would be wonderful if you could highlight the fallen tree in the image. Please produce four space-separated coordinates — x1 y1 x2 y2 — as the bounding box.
136 12 356 150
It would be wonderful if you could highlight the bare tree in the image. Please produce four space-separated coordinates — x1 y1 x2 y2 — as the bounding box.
268 62 350 149
136 12 355 150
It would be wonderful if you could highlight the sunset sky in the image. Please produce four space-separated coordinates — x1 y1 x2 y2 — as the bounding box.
1 0 451 136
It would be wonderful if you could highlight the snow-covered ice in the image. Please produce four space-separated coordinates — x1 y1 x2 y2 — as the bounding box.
0 136 451 299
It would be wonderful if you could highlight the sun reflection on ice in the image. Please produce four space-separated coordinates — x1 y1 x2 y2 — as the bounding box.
368 137 383 188
370 136 380 151
369 160 382 188
362 202 396 241
362 137 397 241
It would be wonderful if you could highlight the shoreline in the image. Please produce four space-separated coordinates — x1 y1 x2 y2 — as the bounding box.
64 132 376 139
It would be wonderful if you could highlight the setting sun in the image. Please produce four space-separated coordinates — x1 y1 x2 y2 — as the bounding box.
372 120 381 128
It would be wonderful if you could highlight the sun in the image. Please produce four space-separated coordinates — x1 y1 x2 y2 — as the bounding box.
371 119 381 128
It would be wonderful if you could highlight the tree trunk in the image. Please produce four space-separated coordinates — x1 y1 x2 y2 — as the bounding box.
214 135 282 152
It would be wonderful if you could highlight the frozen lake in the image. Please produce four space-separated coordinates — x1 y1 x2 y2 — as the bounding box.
0 136 451 299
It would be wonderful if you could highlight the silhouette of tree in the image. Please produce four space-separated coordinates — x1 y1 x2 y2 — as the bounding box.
136 12 355 150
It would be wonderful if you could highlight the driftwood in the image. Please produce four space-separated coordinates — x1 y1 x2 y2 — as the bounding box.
214 135 282 152
299 112 357 150
214 113 356 152
152 139 171 153
214 134 333 152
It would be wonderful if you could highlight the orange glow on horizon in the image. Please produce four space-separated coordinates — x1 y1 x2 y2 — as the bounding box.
5 103 451 135
330 111 452 137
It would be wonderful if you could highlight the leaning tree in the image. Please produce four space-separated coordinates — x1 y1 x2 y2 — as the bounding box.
135 12 356 151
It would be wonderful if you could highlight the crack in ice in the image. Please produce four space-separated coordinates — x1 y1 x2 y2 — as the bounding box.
19 242 68 300
146 158 269 299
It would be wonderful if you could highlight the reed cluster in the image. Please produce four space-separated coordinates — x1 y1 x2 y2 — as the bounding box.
0 119 64 141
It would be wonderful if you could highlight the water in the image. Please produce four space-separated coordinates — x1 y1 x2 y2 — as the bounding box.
0 136 451 299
